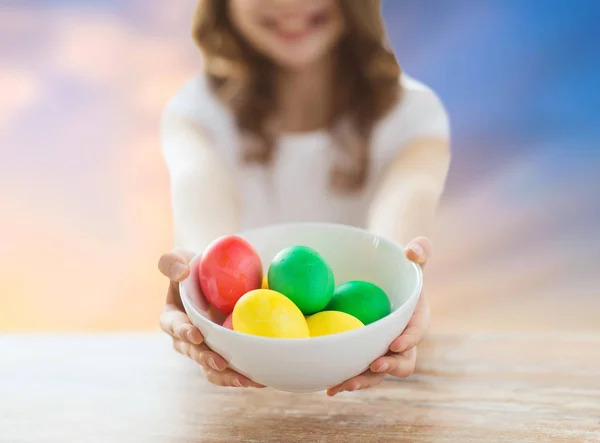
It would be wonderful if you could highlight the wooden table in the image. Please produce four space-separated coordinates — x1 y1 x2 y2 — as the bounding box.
1 334 598 443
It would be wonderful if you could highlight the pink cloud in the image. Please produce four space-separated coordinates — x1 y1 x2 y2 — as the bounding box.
0 67 41 135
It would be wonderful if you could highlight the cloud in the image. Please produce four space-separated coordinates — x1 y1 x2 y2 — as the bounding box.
0 1 197 330
0 67 41 135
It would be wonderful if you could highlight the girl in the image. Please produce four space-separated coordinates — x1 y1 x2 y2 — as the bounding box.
158 0 450 396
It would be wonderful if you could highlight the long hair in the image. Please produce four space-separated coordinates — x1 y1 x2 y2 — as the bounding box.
192 0 401 191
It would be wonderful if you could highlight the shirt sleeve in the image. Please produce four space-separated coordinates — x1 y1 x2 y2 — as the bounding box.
371 74 450 166
400 75 450 140
160 76 241 252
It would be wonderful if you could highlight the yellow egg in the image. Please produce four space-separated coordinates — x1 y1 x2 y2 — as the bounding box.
261 275 269 289
232 289 309 338
306 311 364 337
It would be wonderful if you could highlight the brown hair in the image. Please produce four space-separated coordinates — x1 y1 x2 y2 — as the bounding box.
192 0 401 191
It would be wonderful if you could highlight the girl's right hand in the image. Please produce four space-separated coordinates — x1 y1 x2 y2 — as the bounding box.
158 249 264 388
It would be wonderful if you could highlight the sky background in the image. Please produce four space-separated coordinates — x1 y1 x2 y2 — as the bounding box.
1 0 599 331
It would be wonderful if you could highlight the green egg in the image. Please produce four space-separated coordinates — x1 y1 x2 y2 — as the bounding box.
268 246 335 315
326 281 391 325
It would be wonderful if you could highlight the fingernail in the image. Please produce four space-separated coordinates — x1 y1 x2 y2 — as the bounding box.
376 363 389 372
170 262 187 280
392 343 406 353
186 329 194 343
410 244 424 259
207 358 219 371
352 384 361 391
233 379 244 388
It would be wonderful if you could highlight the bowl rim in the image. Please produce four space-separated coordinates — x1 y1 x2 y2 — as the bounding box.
180 222 423 344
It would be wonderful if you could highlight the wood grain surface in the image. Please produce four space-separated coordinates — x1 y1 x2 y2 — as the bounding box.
1 334 599 443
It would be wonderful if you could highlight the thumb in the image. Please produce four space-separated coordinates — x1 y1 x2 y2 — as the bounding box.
158 248 197 282
405 237 432 267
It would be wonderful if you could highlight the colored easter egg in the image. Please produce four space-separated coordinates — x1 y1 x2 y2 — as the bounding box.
326 281 391 325
262 275 269 289
198 235 263 315
222 314 233 330
232 289 309 338
306 311 364 337
268 246 334 315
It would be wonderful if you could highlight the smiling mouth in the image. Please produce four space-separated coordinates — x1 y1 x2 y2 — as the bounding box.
260 10 330 42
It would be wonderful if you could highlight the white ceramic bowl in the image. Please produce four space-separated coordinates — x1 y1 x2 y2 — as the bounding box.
180 222 422 393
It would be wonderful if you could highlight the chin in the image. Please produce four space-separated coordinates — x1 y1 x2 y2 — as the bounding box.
275 55 322 70
269 46 329 70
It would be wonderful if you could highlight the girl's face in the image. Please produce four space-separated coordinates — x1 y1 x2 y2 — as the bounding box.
228 0 344 70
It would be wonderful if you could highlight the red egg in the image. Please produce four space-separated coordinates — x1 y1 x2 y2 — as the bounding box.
198 235 263 315
222 314 233 330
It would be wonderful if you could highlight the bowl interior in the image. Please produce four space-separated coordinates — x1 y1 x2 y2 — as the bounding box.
238 223 418 311
183 223 421 330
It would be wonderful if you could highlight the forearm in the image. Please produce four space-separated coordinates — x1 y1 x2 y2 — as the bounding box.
162 110 241 253
170 172 241 252
367 138 450 246
368 178 439 246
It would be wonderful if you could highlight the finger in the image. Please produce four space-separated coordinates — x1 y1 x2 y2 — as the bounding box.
172 338 191 357
370 347 417 378
158 249 195 282
390 294 429 353
160 306 204 344
171 339 213 366
186 326 204 345
405 237 432 267
173 248 196 261
205 368 265 388
326 370 386 397
172 339 230 373
196 346 228 372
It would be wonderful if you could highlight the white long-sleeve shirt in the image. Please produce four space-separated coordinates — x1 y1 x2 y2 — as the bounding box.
161 73 449 252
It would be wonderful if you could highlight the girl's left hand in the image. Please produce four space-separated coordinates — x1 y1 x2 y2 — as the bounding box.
326 236 432 397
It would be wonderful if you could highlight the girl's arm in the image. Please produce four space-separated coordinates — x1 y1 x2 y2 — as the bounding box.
161 106 241 252
327 137 449 396
367 137 451 245
157 105 262 389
